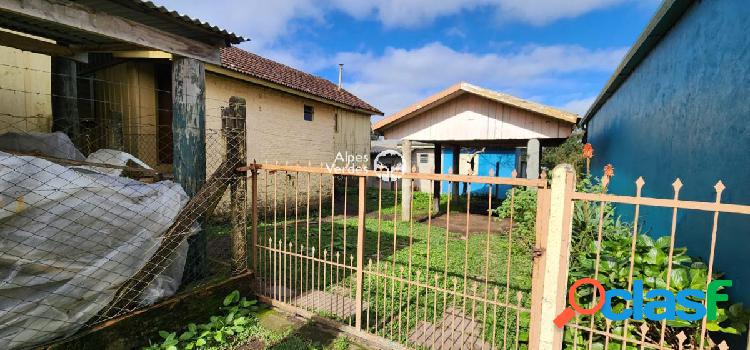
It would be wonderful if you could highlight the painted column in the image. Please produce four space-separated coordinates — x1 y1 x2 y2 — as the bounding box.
51 57 79 144
433 143 442 213
401 139 412 222
526 138 541 179
452 145 460 200
172 57 207 282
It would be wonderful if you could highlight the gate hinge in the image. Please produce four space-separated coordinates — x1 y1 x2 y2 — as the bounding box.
532 247 544 258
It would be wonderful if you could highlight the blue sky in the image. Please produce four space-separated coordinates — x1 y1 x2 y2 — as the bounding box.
153 0 660 119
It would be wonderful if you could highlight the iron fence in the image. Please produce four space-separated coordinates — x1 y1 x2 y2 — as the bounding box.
246 163 548 349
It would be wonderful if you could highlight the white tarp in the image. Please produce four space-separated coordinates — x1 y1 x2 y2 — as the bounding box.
0 151 189 349
0 131 85 161
79 149 154 177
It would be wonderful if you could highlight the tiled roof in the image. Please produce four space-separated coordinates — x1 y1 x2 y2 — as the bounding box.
219 47 382 115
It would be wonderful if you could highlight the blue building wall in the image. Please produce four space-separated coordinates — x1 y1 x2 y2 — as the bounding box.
440 148 517 198
586 0 750 326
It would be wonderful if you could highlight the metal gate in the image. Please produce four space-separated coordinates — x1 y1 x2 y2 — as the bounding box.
244 163 550 349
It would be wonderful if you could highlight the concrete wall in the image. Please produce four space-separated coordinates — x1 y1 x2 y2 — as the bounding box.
586 0 750 318
205 72 371 166
206 72 372 203
0 45 51 133
382 93 572 142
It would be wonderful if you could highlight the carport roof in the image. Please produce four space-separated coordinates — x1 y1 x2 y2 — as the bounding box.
372 82 579 132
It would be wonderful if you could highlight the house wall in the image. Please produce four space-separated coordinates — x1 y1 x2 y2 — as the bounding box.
381 93 572 142
0 45 51 133
205 72 372 202
440 148 515 198
411 148 434 191
205 72 371 166
586 0 750 316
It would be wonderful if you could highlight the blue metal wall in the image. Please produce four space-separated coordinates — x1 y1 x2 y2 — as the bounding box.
440 147 517 198
586 0 750 329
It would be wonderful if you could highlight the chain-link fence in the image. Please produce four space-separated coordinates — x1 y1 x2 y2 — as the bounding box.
0 59 248 349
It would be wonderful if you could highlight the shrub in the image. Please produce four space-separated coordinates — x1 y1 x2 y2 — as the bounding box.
497 174 749 348
541 131 585 175
568 232 749 348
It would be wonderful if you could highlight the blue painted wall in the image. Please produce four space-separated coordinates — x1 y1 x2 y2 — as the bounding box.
586 0 750 332
441 147 517 198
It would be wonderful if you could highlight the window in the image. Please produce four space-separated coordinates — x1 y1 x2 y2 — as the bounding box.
334 113 339 132
304 105 314 121
419 153 429 164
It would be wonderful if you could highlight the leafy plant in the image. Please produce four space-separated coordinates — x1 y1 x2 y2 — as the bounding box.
143 291 260 350
496 172 749 348
541 131 585 175
495 175 626 253
568 231 749 348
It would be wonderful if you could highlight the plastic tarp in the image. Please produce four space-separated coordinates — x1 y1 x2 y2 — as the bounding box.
0 151 189 349
79 149 154 177
0 132 85 161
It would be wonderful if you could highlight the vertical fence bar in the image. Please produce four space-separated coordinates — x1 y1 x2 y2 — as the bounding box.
534 164 576 350
355 175 366 329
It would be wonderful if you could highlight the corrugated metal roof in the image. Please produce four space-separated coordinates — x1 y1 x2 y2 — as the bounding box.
77 0 247 44
580 0 695 125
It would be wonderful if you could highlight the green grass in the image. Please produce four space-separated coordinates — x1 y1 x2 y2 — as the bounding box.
254 200 533 349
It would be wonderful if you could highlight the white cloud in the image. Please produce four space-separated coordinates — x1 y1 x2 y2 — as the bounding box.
336 42 627 115
153 0 636 44
558 96 597 115
495 0 628 26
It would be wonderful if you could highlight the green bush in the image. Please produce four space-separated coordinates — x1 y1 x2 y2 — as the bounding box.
541 131 585 175
496 175 749 348
495 175 626 253
568 232 749 348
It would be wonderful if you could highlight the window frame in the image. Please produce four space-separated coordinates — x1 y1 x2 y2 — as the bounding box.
303 105 314 121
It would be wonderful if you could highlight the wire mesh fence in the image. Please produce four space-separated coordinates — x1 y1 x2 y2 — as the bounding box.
0 60 248 349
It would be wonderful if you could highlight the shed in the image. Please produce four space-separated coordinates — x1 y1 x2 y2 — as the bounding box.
372 82 578 219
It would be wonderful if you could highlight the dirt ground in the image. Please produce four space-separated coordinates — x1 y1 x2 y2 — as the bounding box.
421 212 510 234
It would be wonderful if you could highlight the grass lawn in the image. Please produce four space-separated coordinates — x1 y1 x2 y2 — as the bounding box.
253 187 534 348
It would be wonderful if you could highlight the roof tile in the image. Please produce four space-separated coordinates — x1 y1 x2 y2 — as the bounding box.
220 47 382 115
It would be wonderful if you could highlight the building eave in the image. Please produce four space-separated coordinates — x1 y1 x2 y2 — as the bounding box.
580 0 696 126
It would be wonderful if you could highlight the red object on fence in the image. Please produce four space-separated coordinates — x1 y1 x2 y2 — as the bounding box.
604 164 614 178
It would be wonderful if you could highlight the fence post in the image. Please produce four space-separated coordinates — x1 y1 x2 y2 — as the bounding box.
228 96 248 275
355 175 366 329
251 166 258 273
532 164 575 350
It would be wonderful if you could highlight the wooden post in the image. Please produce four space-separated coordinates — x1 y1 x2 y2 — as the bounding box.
433 143 442 213
251 168 258 273
401 140 412 222
355 176 366 329
533 164 575 350
452 145 460 201
172 57 207 282
51 57 79 143
528 187 550 350
228 97 247 275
